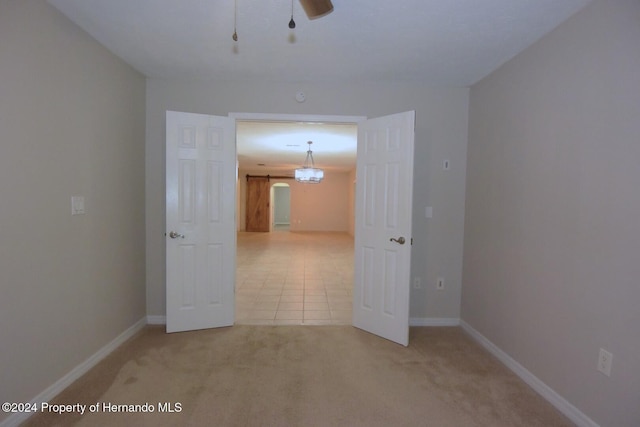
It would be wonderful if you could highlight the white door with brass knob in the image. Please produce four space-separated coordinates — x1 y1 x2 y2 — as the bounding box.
166 111 236 333
353 111 414 346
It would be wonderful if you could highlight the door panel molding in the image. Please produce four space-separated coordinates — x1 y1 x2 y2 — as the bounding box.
353 111 415 346
166 111 236 333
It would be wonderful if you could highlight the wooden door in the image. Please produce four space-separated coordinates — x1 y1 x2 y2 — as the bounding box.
246 177 270 232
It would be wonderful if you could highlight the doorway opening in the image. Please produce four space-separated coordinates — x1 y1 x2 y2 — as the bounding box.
271 183 290 231
233 113 360 325
166 110 414 344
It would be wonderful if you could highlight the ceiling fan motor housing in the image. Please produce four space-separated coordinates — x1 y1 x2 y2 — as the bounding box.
299 0 334 19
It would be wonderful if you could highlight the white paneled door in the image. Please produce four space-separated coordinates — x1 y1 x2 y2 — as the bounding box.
353 111 415 346
166 111 236 333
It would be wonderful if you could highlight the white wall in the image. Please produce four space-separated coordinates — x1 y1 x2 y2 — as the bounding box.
463 1 640 425
0 0 146 421
146 80 469 319
238 170 351 232
288 171 350 232
238 169 349 232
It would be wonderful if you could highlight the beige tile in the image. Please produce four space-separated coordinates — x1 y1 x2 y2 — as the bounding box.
236 231 354 326
255 295 281 303
328 295 352 304
274 319 303 325
330 301 352 311
236 303 254 312
246 310 276 320
304 302 329 311
275 310 303 320
239 281 263 289
280 295 303 303
304 295 328 303
304 279 324 289
278 302 303 310
236 295 256 304
283 282 304 289
303 319 333 325
266 274 286 280
263 282 284 289
253 301 279 310
327 291 350 299
237 319 274 325
324 281 344 289
304 310 331 320
259 289 282 296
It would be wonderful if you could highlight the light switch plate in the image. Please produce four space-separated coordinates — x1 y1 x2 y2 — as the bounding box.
597 348 613 376
425 207 433 218
71 196 85 215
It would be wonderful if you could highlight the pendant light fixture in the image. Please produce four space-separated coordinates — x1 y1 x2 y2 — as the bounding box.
295 141 324 184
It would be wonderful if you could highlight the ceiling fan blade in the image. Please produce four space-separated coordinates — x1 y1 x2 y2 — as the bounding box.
299 0 334 19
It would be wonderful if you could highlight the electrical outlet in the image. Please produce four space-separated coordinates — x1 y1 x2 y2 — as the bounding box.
436 277 445 290
413 277 422 289
597 348 613 376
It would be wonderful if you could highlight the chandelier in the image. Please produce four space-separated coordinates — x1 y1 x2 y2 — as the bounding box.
295 141 324 184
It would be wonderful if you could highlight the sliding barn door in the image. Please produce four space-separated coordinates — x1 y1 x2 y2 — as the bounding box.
246 176 270 232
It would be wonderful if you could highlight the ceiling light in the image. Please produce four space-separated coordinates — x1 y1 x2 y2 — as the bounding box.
294 141 324 184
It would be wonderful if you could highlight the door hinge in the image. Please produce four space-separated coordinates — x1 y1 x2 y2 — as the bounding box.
411 237 413 245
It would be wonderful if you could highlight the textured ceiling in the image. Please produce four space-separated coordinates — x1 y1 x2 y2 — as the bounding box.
47 0 591 172
48 0 591 86
237 120 357 174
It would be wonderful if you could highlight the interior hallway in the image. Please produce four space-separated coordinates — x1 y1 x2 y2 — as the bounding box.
235 230 354 325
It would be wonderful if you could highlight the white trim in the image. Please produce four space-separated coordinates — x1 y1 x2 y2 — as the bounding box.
460 320 599 427
229 112 367 124
147 315 167 325
0 317 147 427
409 317 460 327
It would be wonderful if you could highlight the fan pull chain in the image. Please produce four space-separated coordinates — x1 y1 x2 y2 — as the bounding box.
289 0 296 29
232 0 238 41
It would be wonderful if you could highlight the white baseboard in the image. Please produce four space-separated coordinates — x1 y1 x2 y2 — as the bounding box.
409 317 460 327
149 316 455 327
148 317 458 327
146 315 166 325
0 317 147 427
460 320 599 427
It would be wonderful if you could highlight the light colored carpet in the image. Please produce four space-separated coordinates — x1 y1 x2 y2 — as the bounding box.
23 326 572 427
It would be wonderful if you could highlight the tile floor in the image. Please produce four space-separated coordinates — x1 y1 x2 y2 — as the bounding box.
235 230 354 325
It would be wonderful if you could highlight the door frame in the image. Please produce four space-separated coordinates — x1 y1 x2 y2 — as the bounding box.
231 112 414 342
